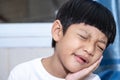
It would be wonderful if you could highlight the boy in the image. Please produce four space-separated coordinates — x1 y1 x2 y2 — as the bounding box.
8 0 116 80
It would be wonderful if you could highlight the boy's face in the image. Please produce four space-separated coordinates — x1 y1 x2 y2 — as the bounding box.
52 20 108 73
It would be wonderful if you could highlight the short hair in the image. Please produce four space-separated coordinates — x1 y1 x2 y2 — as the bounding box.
52 0 116 48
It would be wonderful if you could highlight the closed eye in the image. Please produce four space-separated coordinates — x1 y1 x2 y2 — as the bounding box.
97 45 104 51
79 34 88 40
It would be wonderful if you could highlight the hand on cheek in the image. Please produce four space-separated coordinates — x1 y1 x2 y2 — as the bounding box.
65 56 103 80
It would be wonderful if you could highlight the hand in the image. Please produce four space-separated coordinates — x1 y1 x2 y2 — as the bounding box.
65 56 103 80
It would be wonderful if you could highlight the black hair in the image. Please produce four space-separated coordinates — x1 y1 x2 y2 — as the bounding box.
52 0 116 48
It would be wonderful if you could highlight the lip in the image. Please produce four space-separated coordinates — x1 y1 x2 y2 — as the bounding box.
74 54 89 64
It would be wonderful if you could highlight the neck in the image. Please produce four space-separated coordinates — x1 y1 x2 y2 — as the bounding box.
42 53 69 78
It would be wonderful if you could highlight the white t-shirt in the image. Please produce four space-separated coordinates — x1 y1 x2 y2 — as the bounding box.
8 58 101 80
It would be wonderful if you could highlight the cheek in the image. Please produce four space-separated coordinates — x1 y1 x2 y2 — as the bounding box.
91 52 103 63
63 36 82 49
60 35 81 52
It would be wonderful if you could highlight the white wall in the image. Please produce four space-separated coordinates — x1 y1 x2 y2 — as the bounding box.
0 48 53 80
0 23 53 80
0 23 52 48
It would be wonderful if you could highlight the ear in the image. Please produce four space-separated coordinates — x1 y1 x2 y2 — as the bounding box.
51 20 63 42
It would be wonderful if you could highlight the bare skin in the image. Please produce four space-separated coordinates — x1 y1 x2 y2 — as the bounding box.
65 56 103 80
42 20 107 80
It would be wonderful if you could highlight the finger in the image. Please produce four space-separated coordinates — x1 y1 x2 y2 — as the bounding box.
86 56 103 73
65 56 103 80
93 56 103 70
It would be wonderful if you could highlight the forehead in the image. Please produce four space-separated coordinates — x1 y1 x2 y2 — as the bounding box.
67 23 108 41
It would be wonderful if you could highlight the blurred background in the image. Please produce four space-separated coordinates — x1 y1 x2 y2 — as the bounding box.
0 0 67 22
0 0 120 80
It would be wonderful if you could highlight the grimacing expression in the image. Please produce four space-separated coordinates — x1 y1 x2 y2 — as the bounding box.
53 21 108 72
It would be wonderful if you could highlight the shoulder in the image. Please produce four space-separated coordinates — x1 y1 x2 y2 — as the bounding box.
11 58 42 71
84 73 101 80
8 58 42 80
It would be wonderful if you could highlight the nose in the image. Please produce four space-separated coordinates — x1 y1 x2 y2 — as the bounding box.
83 42 95 56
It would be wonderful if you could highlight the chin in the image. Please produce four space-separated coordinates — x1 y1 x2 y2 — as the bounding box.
68 66 83 73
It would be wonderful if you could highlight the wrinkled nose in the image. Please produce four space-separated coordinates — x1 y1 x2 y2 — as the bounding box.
83 42 95 56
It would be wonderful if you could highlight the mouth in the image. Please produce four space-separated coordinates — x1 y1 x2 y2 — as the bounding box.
74 54 89 64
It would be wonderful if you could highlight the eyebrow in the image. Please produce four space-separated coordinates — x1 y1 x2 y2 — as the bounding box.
78 29 88 34
78 29 107 45
98 39 107 45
